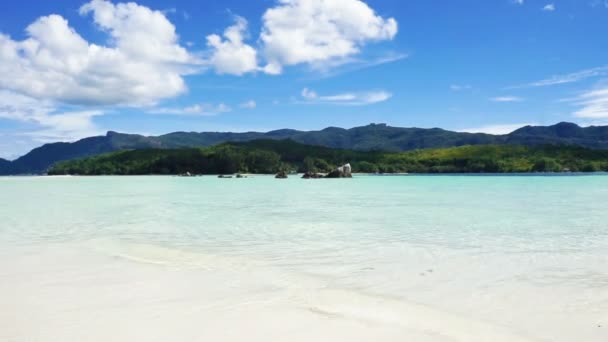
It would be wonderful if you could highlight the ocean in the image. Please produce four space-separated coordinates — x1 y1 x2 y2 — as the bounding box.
1 175 607 341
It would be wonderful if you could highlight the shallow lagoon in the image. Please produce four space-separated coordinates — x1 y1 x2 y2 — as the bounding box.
1 175 607 341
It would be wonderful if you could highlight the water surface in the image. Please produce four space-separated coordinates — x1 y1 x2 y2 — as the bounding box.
1 175 607 341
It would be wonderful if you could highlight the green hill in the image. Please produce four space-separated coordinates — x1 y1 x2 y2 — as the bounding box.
5 122 608 175
49 140 608 175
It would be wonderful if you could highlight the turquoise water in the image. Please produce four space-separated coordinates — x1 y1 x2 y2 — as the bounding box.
2 175 607 252
1 175 607 341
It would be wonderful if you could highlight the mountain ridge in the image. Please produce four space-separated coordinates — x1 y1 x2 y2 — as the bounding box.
2 122 608 175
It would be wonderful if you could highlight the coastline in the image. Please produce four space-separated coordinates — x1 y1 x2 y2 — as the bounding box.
13 171 607 177
1 175 607 341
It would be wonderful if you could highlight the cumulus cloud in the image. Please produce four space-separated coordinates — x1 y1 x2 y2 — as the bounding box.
240 100 257 109
260 0 398 74
206 16 259 75
149 103 231 116
300 88 391 106
0 0 402 152
573 87 608 118
0 0 401 106
0 90 103 142
0 0 195 107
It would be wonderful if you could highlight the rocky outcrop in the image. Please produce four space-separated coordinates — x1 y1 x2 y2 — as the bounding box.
302 172 323 179
275 171 288 179
325 163 352 178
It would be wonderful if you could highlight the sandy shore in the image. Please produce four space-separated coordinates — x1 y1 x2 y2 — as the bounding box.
2 242 605 342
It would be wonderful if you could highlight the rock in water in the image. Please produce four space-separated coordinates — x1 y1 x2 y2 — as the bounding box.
275 171 288 179
325 163 352 178
302 172 323 179
343 163 352 176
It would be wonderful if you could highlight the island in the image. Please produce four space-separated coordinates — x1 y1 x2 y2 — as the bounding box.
47 139 608 176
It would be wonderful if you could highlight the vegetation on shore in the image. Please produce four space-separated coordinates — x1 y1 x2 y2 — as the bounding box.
48 139 608 175
5 121 608 175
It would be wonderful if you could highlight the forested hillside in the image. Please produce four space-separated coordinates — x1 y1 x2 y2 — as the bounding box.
49 140 608 175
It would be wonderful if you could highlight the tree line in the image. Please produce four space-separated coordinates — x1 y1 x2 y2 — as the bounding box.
48 139 608 175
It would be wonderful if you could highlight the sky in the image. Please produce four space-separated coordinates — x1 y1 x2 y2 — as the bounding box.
0 0 607 159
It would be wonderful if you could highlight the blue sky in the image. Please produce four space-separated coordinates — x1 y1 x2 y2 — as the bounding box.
1 0 607 159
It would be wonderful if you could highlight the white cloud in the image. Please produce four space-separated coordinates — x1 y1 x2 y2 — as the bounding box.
0 90 103 143
206 16 259 75
542 3 556 11
301 88 319 99
306 52 408 79
490 96 524 102
573 87 608 118
0 0 402 113
240 100 257 109
450 84 472 91
0 0 195 107
459 123 534 135
509 66 608 88
149 103 232 116
260 0 398 74
513 0 524 4
79 1 192 64
20 111 104 143
300 88 391 106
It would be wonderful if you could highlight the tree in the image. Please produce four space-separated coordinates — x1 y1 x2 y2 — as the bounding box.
246 150 281 173
532 158 562 172
354 161 379 173
303 157 316 173
213 147 243 174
